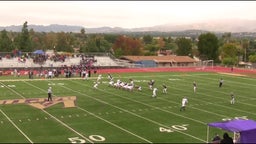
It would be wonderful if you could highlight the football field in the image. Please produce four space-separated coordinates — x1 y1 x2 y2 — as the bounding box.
0 71 256 143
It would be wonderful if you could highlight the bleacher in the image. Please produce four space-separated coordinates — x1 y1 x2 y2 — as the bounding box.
0 55 121 69
93 56 120 67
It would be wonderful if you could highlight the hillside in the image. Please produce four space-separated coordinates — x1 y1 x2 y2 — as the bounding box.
1 19 256 33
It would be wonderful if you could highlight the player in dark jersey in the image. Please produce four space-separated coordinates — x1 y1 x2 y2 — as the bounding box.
148 80 155 90
219 78 224 88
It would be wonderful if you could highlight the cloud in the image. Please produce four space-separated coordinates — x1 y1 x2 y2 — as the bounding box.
0 1 256 28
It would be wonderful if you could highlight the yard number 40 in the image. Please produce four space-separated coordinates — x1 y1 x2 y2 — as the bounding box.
68 135 105 143
159 124 189 133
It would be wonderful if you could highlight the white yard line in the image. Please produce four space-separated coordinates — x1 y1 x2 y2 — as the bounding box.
69 80 207 143
132 88 229 118
174 74 256 109
0 82 32 143
174 87 256 116
0 109 33 143
191 73 256 88
0 82 25 99
41 109 94 143
23 81 94 144
24 81 152 143
1 81 94 143
161 75 256 116
77 107 153 143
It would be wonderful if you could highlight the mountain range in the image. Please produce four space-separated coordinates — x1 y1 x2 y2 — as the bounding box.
1 19 256 33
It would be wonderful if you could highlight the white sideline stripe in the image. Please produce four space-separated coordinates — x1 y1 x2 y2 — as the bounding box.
0 109 33 143
69 81 206 143
169 75 256 116
77 107 153 143
23 81 152 143
22 81 94 144
176 80 256 107
187 74 255 96
0 73 207 82
0 82 25 99
194 73 256 86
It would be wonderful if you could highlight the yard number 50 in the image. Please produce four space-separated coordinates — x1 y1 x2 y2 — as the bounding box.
68 135 105 143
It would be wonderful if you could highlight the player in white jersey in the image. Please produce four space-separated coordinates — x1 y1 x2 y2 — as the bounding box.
83 70 89 80
114 79 121 88
130 79 134 86
93 82 99 89
135 85 142 91
125 84 134 92
230 92 235 104
82 70 86 78
193 81 197 93
162 84 167 94
84 71 89 80
109 80 114 87
48 70 53 79
180 97 188 111
97 74 102 83
152 88 158 98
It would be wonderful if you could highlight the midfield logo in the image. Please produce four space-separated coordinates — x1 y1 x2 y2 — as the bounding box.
0 96 76 109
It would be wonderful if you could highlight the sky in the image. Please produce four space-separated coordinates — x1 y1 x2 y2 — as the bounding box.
0 1 256 28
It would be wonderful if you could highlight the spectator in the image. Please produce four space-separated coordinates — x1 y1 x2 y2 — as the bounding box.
212 133 221 144
220 132 234 144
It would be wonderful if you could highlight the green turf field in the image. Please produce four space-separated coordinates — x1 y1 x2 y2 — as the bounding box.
0 72 255 143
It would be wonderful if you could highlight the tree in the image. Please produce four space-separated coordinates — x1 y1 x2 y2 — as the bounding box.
84 37 98 52
80 28 85 35
198 33 219 61
55 32 73 52
220 43 238 58
175 37 192 56
112 35 143 57
222 57 237 66
19 21 32 51
0 29 13 52
43 32 57 51
143 35 153 44
104 34 118 43
249 55 256 63
29 28 44 51
241 39 249 62
219 43 238 65
144 44 158 56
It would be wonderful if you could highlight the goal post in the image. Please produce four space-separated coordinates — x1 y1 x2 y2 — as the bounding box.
202 60 214 69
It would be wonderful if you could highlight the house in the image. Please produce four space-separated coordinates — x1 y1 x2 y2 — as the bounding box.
120 55 197 67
